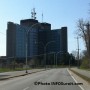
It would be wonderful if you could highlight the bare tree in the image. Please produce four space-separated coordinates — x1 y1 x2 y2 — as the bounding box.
76 19 90 54
79 50 87 59
77 19 90 68
71 50 77 59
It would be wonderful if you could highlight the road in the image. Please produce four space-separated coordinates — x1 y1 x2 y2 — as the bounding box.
0 68 82 90
0 69 44 79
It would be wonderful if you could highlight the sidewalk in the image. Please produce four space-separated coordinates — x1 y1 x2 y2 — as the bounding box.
69 68 90 90
70 67 90 78
0 69 45 80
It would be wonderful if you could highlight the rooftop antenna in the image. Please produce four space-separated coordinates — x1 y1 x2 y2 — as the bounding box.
31 8 37 19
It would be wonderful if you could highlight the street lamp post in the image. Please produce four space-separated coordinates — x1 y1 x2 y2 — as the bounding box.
35 41 55 69
25 31 28 73
56 51 64 68
25 23 42 73
44 41 55 69
53 52 56 68
69 57 70 68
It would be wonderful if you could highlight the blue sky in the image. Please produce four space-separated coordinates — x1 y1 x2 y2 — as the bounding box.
0 0 89 56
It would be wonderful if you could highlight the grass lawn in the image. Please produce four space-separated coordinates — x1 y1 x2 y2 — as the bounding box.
80 67 90 71
69 68 90 83
0 68 13 72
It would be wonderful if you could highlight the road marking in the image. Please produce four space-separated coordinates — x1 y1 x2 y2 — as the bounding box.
23 87 29 90
67 69 85 90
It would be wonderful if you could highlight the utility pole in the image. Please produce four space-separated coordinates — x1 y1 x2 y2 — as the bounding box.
77 37 80 68
75 37 80 68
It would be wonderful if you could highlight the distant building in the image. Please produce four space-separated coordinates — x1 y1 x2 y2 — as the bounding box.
7 20 38 59
6 18 68 64
38 26 67 53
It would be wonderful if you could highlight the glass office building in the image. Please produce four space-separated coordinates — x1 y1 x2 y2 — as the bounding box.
7 21 38 59
6 19 68 64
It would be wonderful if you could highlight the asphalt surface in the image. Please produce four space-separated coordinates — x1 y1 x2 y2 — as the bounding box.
0 68 82 90
0 69 45 80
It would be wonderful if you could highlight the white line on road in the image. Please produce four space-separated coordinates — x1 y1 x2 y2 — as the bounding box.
23 87 29 90
67 69 85 90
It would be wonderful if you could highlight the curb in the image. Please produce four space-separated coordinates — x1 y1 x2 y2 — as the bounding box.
69 68 90 83
0 69 47 81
